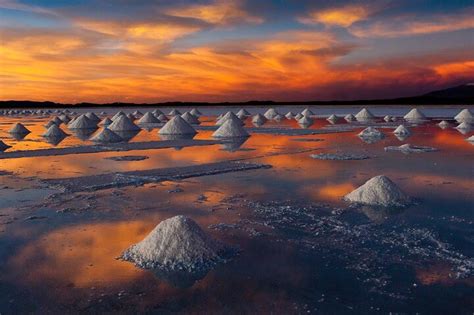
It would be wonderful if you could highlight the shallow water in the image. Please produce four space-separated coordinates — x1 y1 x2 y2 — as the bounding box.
0 106 473 313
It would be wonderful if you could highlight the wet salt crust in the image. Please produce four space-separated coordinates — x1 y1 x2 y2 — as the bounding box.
121 215 237 273
310 153 370 160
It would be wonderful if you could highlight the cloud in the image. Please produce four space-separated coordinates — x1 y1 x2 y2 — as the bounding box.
0 0 57 16
350 9 474 37
298 4 372 27
165 0 263 26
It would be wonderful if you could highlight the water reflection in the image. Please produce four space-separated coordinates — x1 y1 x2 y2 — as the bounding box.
115 130 140 142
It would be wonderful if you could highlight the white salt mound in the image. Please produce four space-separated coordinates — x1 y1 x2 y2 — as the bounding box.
454 108 473 122
9 123 30 134
108 115 141 131
264 108 279 119
301 108 314 116
58 114 71 123
132 110 143 117
44 120 57 128
327 114 338 122
343 175 411 207
466 135 474 142
68 114 96 129
181 112 200 125
212 118 249 138
252 113 267 125
404 108 426 120
43 124 68 138
345 114 356 122
85 112 101 122
138 112 160 124
159 115 196 135
384 115 392 122
168 109 181 116
90 128 122 143
190 108 202 117
112 111 126 121
152 109 164 117
236 109 250 117
285 112 295 119
121 215 233 272
52 116 63 125
384 144 437 153
438 120 449 128
456 122 471 130
393 125 411 136
217 112 243 126
157 114 168 122
298 116 313 125
355 108 375 120
358 127 384 138
294 113 303 120
99 117 113 126
273 114 284 121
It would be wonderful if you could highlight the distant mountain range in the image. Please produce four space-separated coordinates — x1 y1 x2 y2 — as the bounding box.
1 84 473 108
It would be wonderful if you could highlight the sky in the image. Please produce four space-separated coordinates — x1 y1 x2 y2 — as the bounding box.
0 0 473 103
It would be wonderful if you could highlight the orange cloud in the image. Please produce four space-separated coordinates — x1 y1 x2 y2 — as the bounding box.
299 5 372 27
166 0 263 25
350 10 474 37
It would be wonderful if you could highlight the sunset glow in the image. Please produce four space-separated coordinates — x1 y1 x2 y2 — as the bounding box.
1 0 473 103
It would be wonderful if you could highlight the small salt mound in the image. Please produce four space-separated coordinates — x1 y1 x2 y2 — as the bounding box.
9 123 30 134
159 115 196 135
132 110 143 117
456 121 471 130
52 116 63 125
190 108 202 117
301 108 314 116
68 114 97 129
438 120 449 129
344 114 356 122
294 113 303 120
358 127 384 139
343 175 411 207
264 108 279 119
58 114 71 123
157 114 168 122
90 128 123 143
384 144 437 154
108 115 141 132
168 109 181 116
44 120 57 128
298 116 313 125
404 108 426 120
273 114 284 121
355 108 375 120
112 111 126 121
454 108 473 122
138 112 160 124
285 112 295 119
99 111 107 116
212 118 249 138
466 135 474 143
126 113 136 121
383 115 391 122
327 114 338 123
85 112 101 122
43 124 68 138
152 109 164 117
391 117 397 121
217 112 243 126
99 117 113 126
236 109 250 117
121 215 234 272
393 125 411 136
252 113 267 125
0 140 11 151
181 112 200 125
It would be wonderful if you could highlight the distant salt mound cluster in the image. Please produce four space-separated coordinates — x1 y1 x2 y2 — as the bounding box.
121 215 235 272
404 108 426 121
213 118 249 138
159 115 196 135
454 108 473 123
343 175 411 207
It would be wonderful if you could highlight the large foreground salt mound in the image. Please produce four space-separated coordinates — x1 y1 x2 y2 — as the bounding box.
343 175 411 207
159 115 196 135
212 118 249 138
121 215 234 272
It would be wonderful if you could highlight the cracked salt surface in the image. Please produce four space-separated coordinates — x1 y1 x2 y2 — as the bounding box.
210 197 473 298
